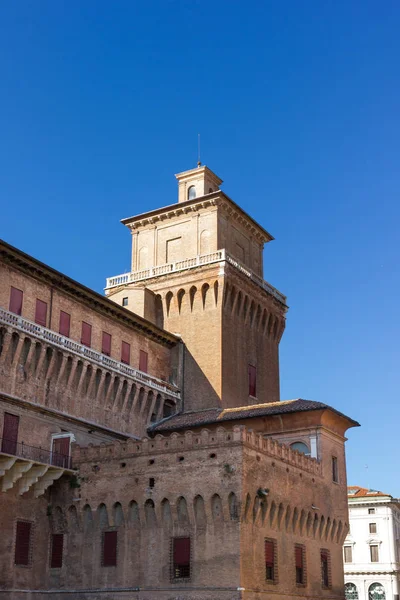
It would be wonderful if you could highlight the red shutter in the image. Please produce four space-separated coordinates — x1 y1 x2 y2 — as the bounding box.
139 350 148 373
9 287 23 315
121 342 130 365
59 311 71 337
50 533 64 568
2 413 20 454
295 546 303 568
265 540 274 564
248 364 256 397
81 322 92 347
102 531 117 566
173 537 190 564
102 332 111 356
15 521 31 565
52 437 70 468
35 299 48 327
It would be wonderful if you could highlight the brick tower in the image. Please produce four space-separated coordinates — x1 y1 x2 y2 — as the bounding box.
105 165 287 411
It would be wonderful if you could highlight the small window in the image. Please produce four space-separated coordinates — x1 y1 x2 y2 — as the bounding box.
370 544 379 562
35 299 48 327
369 522 377 534
368 508 376 515
149 477 155 488
332 456 338 483
321 549 331 588
59 311 71 337
15 521 32 566
9 287 23 316
290 442 310 456
102 332 112 356
248 364 256 397
188 186 196 200
102 531 117 567
295 545 306 585
50 533 64 568
122 297 128 307
172 537 190 579
265 538 277 582
121 341 130 365
81 322 92 348
139 350 148 373
345 583 359 600
344 546 353 563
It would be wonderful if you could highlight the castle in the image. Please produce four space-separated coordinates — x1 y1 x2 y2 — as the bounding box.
0 164 359 600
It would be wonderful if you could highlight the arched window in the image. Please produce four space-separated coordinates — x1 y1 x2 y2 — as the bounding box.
345 583 359 600
290 441 311 456
188 185 196 200
369 583 385 600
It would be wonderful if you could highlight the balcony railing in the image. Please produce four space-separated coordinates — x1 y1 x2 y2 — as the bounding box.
105 249 287 305
0 437 72 470
0 307 180 399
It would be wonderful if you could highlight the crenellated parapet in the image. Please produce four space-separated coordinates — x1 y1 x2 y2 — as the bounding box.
72 425 321 476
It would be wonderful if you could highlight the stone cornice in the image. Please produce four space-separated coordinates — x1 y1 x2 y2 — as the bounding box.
121 192 274 245
0 239 179 348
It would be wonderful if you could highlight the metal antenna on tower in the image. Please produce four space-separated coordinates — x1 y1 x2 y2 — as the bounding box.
197 134 201 167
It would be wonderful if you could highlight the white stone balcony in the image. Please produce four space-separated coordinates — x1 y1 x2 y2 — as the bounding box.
105 249 287 305
0 438 74 497
0 307 180 399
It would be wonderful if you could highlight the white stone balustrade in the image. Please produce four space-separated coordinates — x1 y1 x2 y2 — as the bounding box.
105 249 287 305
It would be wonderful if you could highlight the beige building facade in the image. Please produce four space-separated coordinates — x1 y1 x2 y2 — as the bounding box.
0 164 359 599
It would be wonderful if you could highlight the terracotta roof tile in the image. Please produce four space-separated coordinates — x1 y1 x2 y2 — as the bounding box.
347 486 390 498
149 398 359 433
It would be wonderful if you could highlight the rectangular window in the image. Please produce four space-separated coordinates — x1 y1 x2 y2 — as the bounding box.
102 332 112 356
35 299 48 327
121 341 130 365
50 533 64 568
122 297 128 307
265 538 277 582
344 546 352 563
370 545 379 562
321 549 330 588
369 522 377 534
368 508 376 515
332 456 338 483
295 545 305 585
9 287 23 315
172 537 190 579
59 311 70 337
1 412 20 455
51 437 71 468
248 364 257 397
102 531 117 567
81 322 92 347
139 350 148 373
15 521 32 566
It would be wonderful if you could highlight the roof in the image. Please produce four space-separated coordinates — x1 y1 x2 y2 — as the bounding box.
148 398 360 433
0 239 179 347
347 486 391 498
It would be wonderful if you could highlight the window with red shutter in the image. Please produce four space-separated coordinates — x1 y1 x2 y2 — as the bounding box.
50 533 64 568
102 531 117 567
51 437 71 468
265 539 276 581
121 341 130 365
9 287 23 316
59 311 71 337
102 332 112 356
81 322 92 348
248 364 257 397
2 412 20 455
295 545 305 584
35 299 48 327
15 521 32 566
139 350 148 373
172 537 190 579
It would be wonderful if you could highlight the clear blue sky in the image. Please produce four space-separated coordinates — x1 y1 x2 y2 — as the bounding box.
1 2 399 495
